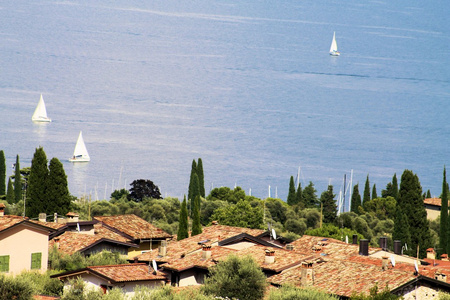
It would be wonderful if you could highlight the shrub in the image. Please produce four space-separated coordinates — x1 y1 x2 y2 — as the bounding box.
267 285 339 300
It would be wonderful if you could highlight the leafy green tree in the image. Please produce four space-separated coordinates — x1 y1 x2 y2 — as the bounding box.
188 159 198 206
197 158 205 198
351 283 400 300
0 275 33 300
372 184 377 199
363 175 370 207
382 174 399 200
265 198 289 224
26 147 49 218
207 186 247 204
363 197 396 220
296 183 303 207
441 167 448 256
47 158 71 216
6 178 14 204
110 188 129 201
284 218 307 235
202 255 266 300
201 200 228 225
192 195 202 236
211 200 263 229
177 196 189 240
14 155 22 203
305 223 362 241
320 185 337 223
189 173 200 216
287 176 296 206
0 150 5 196
303 181 319 208
128 179 162 201
351 184 362 213
267 285 338 300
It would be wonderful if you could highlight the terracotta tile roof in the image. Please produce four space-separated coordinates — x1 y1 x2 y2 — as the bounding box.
137 224 265 263
93 223 133 242
424 198 449 207
0 215 27 231
28 220 66 230
93 214 172 240
87 263 166 282
49 231 136 255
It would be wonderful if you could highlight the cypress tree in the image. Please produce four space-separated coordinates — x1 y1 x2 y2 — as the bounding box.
320 185 337 223
363 175 370 206
372 184 377 199
295 183 303 207
302 181 319 208
392 173 399 200
392 206 411 253
440 167 448 256
426 189 432 199
191 195 202 236
350 184 361 213
398 169 431 258
0 150 5 196
13 155 21 204
187 159 197 211
47 158 71 216
26 147 49 218
6 178 14 204
189 173 200 217
177 195 189 240
197 158 205 198
287 176 296 206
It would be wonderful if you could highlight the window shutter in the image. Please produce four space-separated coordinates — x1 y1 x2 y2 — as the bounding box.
0 255 10 272
31 252 42 270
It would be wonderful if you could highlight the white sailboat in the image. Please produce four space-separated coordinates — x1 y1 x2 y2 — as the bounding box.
329 31 340 56
69 131 90 162
31 94 51 122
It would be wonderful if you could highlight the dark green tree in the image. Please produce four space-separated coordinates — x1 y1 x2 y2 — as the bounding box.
177 196 189 240
47 158 71 216
202 255 267 300
392 206 411 253
287 176 296 206
110 188 129 201
6 178 14 204
426 189 431 199
398 169 431 258
128 179 162 201
191 195 202 236
211 200 263 229
363 175 370 207
14 155 22 204
303 181 319 208
0 150 5 195
189 173 200 216
197 158 205 198
26 147 49 218
350 184 362 213
295 183 303 207
372 184 377 199
320 185 337 223
383 174 399 200
440 167 448 256
187 159 197 202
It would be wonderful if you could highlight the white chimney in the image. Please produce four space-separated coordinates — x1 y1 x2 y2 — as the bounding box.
0 203 5 217
159 240 167 257
264 249 275 264
202 245 212 260
301 262 314 286
39 213 47 222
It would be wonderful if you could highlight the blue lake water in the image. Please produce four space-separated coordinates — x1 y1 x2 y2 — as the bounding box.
0 1 449 203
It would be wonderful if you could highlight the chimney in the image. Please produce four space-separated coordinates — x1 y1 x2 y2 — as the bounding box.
202 245 212 260
352 234 358 245
382 256 389 271
264 249 275 264
0 203 5 217
359 239 369 256
159 240 167 257
286 244 294 251
54 213 58 223
379 237 388 251
39 213 47 222
442 254 449 261
427 248 436 260
211 220 219 225
300 262 314 286
394 240 402 255
54 237 60 249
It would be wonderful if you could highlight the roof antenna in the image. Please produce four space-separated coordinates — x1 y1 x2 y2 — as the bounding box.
152 259 158 275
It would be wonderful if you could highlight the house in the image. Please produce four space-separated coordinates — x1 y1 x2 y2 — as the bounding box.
424 198 448 220
0 204 55 275
51 263 167 296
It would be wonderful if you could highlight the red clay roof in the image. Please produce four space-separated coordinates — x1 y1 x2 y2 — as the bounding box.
424 198 449 207
93 214 172 240
0 215 27 231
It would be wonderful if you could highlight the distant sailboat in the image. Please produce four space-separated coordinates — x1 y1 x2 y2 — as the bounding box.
69 131 90 162
32 94 51 122
329 32 340 56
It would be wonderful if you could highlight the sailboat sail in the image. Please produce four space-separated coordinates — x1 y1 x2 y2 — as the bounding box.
32 94 51 122
329 32 340 56
69 131 90 162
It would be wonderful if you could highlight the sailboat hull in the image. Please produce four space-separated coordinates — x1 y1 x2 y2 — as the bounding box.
330 51 340 56
69 157 90 162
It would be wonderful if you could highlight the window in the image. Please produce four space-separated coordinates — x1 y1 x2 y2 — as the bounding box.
0 255 9 272
31 252 42 270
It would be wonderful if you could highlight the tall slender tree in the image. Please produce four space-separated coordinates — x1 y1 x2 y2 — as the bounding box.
191 195 202 236
392 205 411 252
302 181 319 208
0 150 5 196
177 195 189 240
320 185 337 223
47 158 71 216
371 184 377 199
6 178 14 204
287 176 296 206
187 159 198 211
197 158 205 198
26 147 49 218
13 155 22 204
363 175 370 207
350 184 361 213
440 167 448 256
295 183 303 207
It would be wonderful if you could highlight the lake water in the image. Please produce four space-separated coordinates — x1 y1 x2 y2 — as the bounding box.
0 1 449 204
